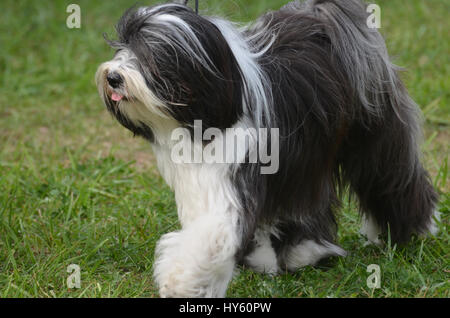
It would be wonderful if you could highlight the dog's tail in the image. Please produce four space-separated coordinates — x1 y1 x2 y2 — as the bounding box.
287 0 416 124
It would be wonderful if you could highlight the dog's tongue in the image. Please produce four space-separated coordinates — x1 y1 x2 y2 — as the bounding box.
111 93 123 102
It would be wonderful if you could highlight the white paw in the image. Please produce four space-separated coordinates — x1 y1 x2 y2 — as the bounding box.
154 217 238 298
360 214 383 246
154 232 197 297
244 228 279 275
284 240 347 271
424 209 441 237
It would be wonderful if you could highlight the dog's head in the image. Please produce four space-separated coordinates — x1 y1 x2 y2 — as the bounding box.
96 2 252 143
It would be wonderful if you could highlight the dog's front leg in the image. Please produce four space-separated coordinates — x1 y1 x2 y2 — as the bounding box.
154 211 240 298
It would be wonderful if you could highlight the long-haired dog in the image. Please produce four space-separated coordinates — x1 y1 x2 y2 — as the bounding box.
96 0 439 297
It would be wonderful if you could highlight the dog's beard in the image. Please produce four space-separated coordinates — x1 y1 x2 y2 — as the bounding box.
96 50 172 144
96 48 173 121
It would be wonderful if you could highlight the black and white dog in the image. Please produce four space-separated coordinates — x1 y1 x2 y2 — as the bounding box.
96 0 439 297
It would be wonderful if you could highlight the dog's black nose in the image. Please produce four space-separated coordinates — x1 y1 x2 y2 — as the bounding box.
107 72 123 89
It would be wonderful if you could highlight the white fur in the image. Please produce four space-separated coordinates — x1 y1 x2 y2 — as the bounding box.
147 13 218 75
151 127 243 297
244 228 279 275
95 50 171 120
208 17 274 128
152 151 241 297
154 214 238 297
425 210 441 237
285 240 347 271
360 214 382 245
361 210 441 245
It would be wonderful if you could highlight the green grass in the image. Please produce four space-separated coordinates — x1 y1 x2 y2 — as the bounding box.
0 0 448 298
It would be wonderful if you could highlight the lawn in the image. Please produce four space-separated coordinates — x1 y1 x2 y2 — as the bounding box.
0 0 448 298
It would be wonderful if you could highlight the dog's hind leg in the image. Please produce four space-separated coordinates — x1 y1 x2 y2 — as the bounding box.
242 222 346 274
354 158 439 245
308 0 441 245
340 111 439 245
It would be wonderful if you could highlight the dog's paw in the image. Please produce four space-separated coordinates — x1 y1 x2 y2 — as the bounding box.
284 240 347 271
153 230 233 298
154 232 197 297
360 214 383 246
422 209 441 238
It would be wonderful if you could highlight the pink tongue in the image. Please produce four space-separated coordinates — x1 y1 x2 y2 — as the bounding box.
111 93 123 102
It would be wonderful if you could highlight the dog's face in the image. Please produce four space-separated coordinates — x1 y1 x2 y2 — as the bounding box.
96 3 245 143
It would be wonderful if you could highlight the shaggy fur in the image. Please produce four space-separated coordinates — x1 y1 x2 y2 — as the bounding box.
96 0 439 297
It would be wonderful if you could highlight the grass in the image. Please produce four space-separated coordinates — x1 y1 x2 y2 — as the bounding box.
0 0 448 298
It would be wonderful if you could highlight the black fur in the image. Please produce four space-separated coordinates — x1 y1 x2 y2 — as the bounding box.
231 0 438 262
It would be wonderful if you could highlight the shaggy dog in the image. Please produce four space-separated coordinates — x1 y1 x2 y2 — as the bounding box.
96 0 439 297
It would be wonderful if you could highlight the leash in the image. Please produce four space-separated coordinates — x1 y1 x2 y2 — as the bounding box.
185 0 199 14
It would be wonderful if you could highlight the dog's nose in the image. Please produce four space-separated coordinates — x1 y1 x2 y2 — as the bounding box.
107 72 123 89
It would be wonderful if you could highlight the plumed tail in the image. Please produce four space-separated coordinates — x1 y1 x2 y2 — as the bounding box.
283 0 417 126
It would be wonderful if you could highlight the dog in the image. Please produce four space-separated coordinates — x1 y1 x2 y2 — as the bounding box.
96 0 439 297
